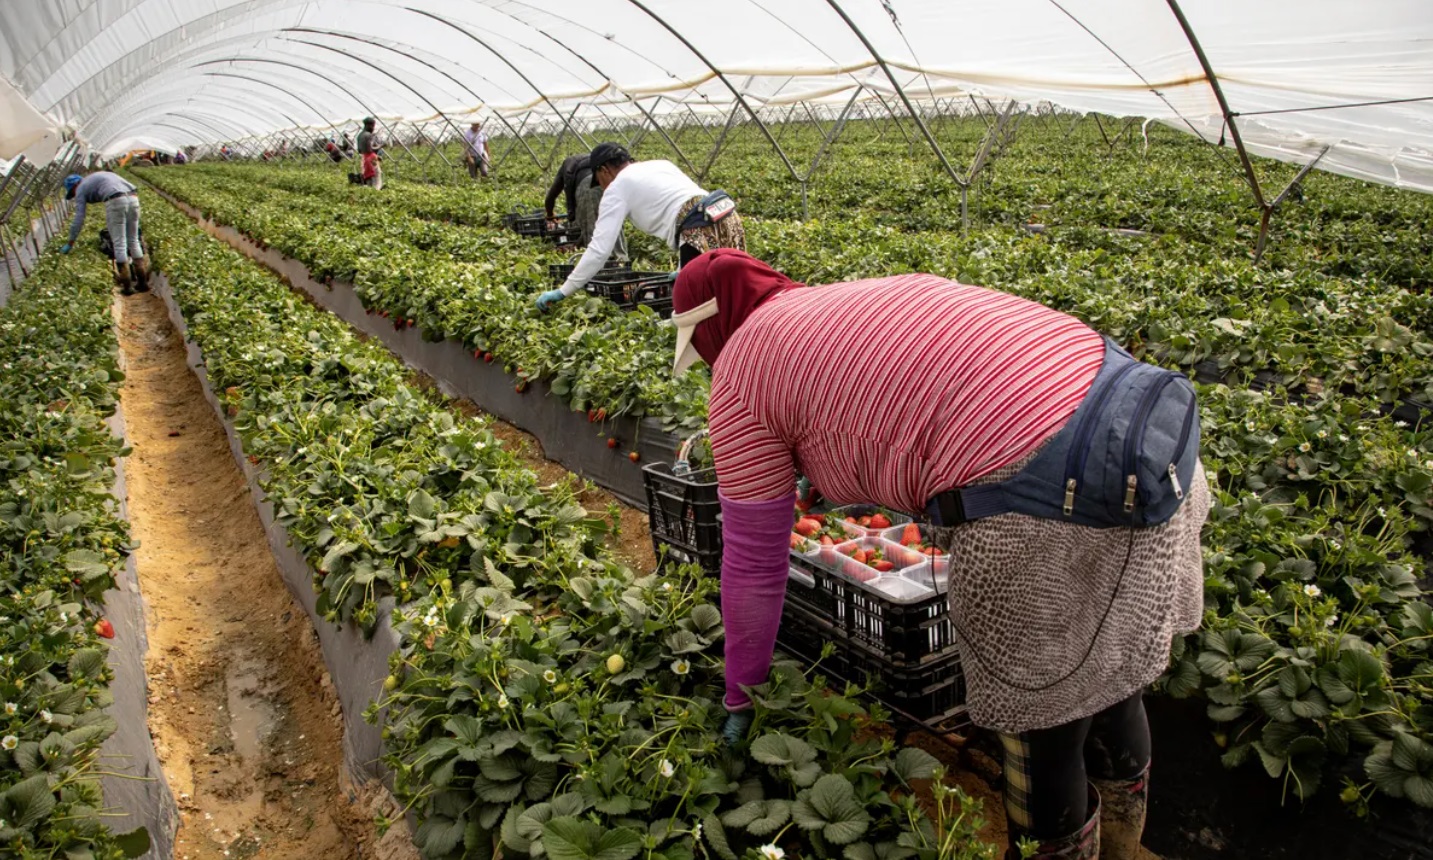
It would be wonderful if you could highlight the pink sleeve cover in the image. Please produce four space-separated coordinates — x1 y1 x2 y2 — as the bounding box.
717 490 796 711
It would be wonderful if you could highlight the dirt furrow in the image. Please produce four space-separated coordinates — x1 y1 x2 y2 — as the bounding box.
116 291 377 859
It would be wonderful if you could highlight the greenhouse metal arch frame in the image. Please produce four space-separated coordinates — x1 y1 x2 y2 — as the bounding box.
2 0 1431 250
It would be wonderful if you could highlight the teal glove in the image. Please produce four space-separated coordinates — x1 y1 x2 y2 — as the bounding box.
59 243 72 254
536 289 566 311
722 710 753 746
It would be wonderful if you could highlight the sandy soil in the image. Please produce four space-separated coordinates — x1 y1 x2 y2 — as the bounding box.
117 291 385 860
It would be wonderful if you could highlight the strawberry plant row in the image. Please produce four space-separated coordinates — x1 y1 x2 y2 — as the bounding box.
137 194 1003 859
0 238 158 858
144 185 678 507
132 162 1433 809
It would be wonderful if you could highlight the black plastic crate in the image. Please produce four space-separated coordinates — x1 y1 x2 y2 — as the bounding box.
503 210 566 238
787 550 958 664
586 271 676 315
643 462 721 575
548 259 630 285
778 598 968 728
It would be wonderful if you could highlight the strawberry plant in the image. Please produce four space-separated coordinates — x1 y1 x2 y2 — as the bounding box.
0 237 150 857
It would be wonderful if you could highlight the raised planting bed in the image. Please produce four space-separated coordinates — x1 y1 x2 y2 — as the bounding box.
145 184 679 508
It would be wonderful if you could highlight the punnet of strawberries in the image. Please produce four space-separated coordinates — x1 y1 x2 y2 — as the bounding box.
841 543 897 572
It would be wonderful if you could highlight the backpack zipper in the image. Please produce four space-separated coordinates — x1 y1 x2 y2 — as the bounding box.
1122 373 1180 511
1165 387 1199 501
1063 360 1139 516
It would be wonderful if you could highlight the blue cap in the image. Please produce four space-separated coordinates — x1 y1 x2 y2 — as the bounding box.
63 174 82 200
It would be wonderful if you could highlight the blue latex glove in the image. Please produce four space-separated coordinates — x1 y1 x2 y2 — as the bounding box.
59 243 72 254
722 710 753 746
536 289 565 312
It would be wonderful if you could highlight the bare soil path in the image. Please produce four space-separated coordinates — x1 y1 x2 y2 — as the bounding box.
117 291 380 859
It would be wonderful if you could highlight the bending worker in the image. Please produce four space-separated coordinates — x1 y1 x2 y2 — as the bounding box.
535 143 742 310
671 250 1208 860
543 153 626 254
60 171 149 293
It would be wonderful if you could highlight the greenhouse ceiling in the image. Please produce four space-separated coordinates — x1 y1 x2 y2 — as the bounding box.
1 0 1430 192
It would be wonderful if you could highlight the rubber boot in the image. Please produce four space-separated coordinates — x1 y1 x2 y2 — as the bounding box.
114 262 134 296
1007 786 1101 860
131 256 151 293
1092 767 1148 860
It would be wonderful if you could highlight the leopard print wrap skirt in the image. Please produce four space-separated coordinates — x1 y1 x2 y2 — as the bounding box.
675 195 746 254
929 451 1209 734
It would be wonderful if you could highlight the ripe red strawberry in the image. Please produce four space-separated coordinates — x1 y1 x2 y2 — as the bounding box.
94 619 115 639
473 349 481 359
819 535 835 546
900 523 921 547
484 352 493 363
789 533 806 550
607 438 619 449
628 451 640 463
869 513 891 529
515 382 527 393
588 409 598 423
794 519 820 537
873 560 894 572
594 408 607 421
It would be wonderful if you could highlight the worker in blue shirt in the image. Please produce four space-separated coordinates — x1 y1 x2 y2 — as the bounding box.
60 171 148 294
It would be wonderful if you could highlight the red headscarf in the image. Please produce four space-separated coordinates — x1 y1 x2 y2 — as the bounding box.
671 250 802 373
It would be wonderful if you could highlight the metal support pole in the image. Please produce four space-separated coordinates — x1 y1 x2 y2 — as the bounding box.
624 0 802 183
698 102 744 182
806 87 864 181
406 9 592 151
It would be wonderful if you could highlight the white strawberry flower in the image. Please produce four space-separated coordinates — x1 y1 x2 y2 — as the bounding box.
1303 584 1322 598
3 703 14 716
39 710 51 724
0 736 14 751
1325 615 1338 627
543 669 558 684
659 759 675 779
670 659 690 676
1298 442 1312 453
497 694 509 709
759 846 785 860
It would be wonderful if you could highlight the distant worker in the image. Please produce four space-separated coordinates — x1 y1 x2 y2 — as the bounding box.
543 154 626 254
356 117 383 189
324 136 344 163
462 121 490 180
59 171 149 294
535 143 742 310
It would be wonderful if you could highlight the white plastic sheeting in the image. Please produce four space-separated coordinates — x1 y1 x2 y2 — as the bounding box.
0 0 1430 191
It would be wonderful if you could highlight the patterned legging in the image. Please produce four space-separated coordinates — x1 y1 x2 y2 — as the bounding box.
1000 691 1150 842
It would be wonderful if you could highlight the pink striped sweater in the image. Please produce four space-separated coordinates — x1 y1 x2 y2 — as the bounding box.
709 274 1104 507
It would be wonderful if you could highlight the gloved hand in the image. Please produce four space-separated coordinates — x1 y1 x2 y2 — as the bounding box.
536 289 566 311
59 243 72 254
722 710 753 746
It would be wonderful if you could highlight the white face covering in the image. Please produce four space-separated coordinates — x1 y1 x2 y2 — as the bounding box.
671 297 719 375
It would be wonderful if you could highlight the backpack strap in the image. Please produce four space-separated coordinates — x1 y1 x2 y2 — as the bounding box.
924 484 1010 526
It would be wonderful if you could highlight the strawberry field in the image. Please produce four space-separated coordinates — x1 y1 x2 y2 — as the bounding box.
120 113 1433 851
135 191 1003 859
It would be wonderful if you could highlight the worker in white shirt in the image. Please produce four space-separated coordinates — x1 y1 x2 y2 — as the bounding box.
535 143 745 311
463 121 490 179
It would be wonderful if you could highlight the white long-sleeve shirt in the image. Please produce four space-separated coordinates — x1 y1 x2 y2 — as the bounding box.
558 160 705 297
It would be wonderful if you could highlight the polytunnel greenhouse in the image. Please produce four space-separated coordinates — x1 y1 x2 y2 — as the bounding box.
2 2 1433 859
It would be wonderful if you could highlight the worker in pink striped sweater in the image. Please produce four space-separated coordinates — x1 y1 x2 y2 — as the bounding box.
671 249 1208 860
